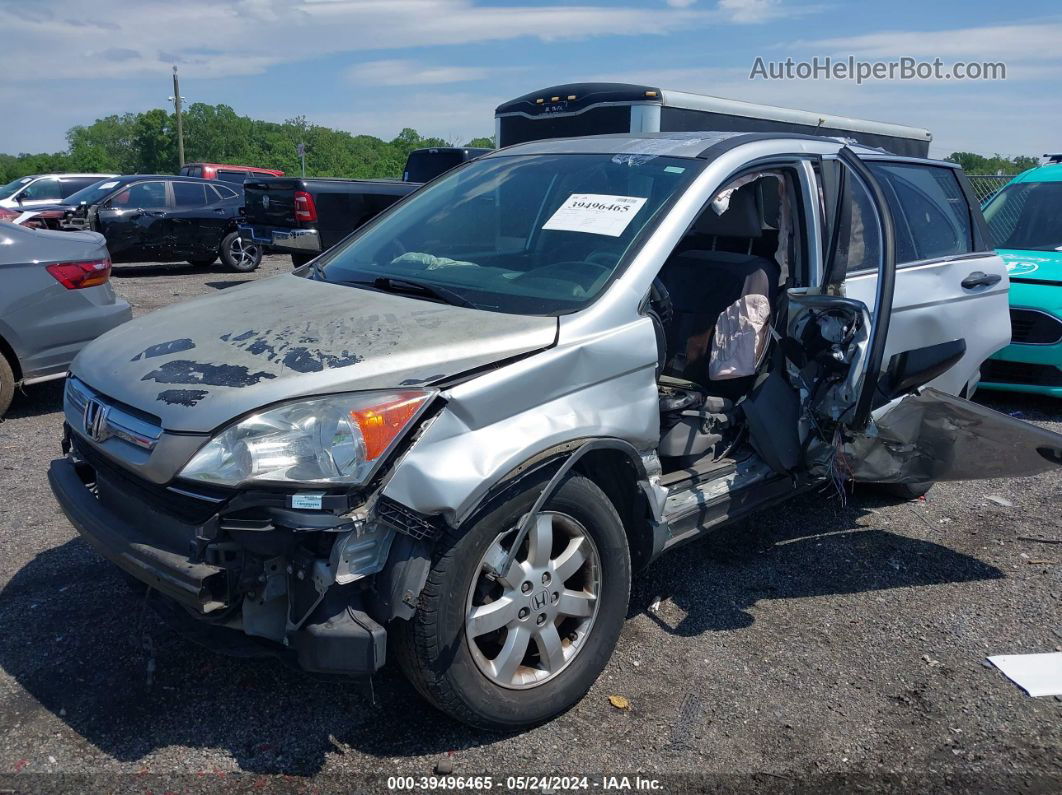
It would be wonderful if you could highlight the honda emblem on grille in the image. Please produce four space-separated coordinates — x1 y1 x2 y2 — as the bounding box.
83 398 111 443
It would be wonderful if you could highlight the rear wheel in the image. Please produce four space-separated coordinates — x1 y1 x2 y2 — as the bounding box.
290 252 315 268
0 352 14 419
220 232 262 273
394 475 630 730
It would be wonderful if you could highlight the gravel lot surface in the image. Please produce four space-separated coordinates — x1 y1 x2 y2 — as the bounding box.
0 255 1059 791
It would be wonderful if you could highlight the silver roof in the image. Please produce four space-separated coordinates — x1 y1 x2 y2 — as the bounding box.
485 130 956 167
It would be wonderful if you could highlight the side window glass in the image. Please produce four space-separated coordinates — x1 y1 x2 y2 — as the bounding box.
869 164 972 262
217 170 249 184
213 184 238 199
173 182 208 207
113 181 167 209
59 178 96 198
829 168 882 276
21 178 61 201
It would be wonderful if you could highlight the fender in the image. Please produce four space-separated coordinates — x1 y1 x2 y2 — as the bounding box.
368 437 664 623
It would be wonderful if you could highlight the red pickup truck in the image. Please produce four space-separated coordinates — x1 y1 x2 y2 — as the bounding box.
178 163 284 183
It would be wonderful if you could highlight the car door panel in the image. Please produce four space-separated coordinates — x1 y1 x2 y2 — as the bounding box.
97 181 170 261
845 162 1010 395
845 255 1010 396
832 387 1062 483
743 148 895 476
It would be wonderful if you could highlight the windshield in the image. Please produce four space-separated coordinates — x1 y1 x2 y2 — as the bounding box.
314 153 703 314
983 181 1062 251
62 178 124 206
0 176 34 200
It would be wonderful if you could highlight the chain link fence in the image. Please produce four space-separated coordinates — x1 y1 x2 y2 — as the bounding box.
966 174 1012 204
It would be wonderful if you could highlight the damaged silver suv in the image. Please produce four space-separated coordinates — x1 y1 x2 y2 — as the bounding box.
49 132 1062 730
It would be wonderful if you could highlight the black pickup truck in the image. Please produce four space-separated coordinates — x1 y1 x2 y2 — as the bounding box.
241 146 490 266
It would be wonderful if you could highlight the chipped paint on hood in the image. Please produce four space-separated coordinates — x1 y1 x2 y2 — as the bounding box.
70 273 558 433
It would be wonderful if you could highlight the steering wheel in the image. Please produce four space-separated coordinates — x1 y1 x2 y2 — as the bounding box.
521 260 612 292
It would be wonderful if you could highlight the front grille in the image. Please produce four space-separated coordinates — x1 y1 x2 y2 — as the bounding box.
1011 308 1062 345
72 436 228 524
981 359 1062 387
375 497 444 541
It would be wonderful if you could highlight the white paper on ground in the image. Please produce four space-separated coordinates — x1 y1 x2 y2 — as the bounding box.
542 193 648 237
987 652 1062 696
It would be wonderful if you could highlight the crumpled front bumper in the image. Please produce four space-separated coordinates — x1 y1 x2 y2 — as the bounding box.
48 455 386 676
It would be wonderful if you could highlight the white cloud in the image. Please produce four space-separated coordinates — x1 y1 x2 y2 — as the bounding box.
0 0 713 82
666 0 698 8
718 0 787 23
793 22 1062 61
344 60 487 86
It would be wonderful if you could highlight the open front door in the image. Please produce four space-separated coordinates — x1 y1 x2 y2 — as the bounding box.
785 148 896 440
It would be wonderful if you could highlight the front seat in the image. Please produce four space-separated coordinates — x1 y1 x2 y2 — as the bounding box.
658 185 781 396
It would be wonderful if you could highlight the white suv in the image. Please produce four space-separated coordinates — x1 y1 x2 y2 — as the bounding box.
0 173 117 210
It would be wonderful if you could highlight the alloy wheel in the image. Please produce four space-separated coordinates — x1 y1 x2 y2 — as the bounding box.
229 235 259 269
465 511 601 689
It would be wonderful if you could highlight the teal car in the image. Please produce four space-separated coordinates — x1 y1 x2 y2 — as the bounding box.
979 158 1062 397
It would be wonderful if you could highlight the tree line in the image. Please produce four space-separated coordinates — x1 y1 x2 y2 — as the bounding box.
0 103 1040 183
0 103 494 183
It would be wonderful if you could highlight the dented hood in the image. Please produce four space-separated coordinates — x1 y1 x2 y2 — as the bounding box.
71 274 557 433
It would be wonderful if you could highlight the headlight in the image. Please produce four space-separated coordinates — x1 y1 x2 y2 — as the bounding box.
179 390 433 487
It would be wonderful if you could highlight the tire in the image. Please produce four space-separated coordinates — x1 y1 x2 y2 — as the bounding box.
0 352 14 420
394 474 631 731
880 481 935 500
220 231 262 273
290 252 315 268
187 254 217 267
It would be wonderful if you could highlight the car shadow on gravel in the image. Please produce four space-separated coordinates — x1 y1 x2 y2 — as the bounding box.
629 487 1004 636
111 262 230 278
3 379 65 421
0 540 511 776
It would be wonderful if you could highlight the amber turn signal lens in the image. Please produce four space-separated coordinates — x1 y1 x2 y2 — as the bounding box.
350 391 431 461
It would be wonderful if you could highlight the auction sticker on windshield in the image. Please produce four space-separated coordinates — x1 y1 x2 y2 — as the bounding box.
542 193 648 237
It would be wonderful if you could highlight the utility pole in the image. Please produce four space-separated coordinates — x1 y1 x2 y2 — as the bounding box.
170 66 186 168
297 142 306 178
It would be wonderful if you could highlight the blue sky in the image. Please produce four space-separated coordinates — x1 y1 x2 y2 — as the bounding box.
1 0 1059 159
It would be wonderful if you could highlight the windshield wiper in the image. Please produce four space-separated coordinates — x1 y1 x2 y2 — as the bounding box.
367 276 477 309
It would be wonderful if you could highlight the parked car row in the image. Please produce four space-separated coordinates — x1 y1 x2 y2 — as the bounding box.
19 174 262 271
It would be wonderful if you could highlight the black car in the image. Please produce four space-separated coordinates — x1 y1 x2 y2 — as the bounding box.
24 175 262 272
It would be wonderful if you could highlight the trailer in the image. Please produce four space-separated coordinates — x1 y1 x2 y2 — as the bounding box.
495 82 932 157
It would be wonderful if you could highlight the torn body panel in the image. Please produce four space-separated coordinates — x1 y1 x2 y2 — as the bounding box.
815 387 1062 483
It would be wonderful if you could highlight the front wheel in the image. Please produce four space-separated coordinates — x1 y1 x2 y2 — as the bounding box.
394 475 630 731
220 231 262 273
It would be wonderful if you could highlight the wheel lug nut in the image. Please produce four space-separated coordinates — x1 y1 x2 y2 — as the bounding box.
521 581 533 593
518 607 530 619
541 572 551 585
536 613 547 625
551 592 559 604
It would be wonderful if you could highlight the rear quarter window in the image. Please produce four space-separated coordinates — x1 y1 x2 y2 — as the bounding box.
869 163 973 263
217 170 250 184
